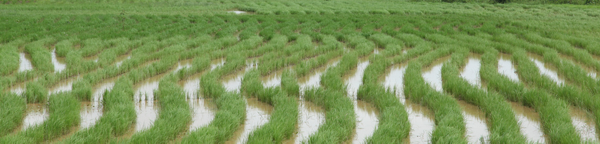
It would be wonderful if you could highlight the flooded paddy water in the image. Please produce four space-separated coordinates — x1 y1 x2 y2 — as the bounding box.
460 54 482 87
223 62 275 144
79 78 117 129
510 102 546 143
558 53 598 80
422 56 490 143
528 53 565 85
570 106 599 142
181 72 216 131
18 52 33 72
342 58 379 143
498 53 519 82
51 48 67 73
285 58 340 144
382 63 435 144
17 104 48 131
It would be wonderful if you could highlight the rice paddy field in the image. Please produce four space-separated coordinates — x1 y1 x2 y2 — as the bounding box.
1 0 600 143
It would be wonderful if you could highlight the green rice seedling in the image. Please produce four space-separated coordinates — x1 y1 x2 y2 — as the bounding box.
542 51 600 94
55 38 78 57
342 34 375 57
519 33 600 73
72 80 92 101
181 53 247 143
0 92 79 143
357 54 410 143
403 48 467 143
480 49 586 143
126 74 190 143
281 70 300 97
0 92 26 137
24 82 47 103
0 45 19 75
300 52 357 143
241 70 298 143
303 88 355 143
62 78 134 143
441 48 526 143
294 49 344 77
24 38 56 73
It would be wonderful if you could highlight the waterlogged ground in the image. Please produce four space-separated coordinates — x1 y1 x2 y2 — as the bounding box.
4 8 600 143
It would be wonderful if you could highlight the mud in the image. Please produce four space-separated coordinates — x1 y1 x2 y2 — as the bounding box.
18 52 33 72
558 53 598 80
115 55 131 67
226 97 274 144
457 100 490 144
79 78 117 129
181 72 217 131
51 48 67 72
423 56 490 144
509 102 546 143
382 63 435 143
132 75 161 132
498 53 520 82
570 105 599 142
342 59 379 143
18 104 48 131
528 53 565 85
460 54 482 87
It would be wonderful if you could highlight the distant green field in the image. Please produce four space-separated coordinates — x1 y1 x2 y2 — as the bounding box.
1 1 600 144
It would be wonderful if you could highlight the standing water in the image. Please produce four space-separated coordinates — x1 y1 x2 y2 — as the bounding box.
422 56 490 143
182 72 216 131
80 78 117 129
286 59 340 144
570 106 599 142
383 63 435 143
342 59 379 143
18 53 33 72
460 54 482 87
498 54 519 82
51 49 66 73
529 54 565 85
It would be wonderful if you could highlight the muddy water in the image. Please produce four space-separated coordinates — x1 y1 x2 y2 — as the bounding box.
528 54 565 85
421 56 451 92
48 76 81 95
261 66 291 88
132 75 161 132
570 106 599 141
382 63 435 143
228 10 247 14
175 59 193 72
460 54 482 87
509 102 546 143
115 55 131 67
79 78 117 129
283 100 325 144
498 54 520 82
226 97 274 144
210 58 225 71
342 59 379 143
181 72 217 131
18 104 48 131
18 52 33 72
558 53 598 80
457 100 490 143
288 58 340 144
422 56 490 144
51 49 67 73
221 62 257 92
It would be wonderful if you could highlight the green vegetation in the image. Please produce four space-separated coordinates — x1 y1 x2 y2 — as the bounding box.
2 0 600 143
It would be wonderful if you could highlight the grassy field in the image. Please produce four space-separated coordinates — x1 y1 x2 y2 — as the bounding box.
1 0 600 143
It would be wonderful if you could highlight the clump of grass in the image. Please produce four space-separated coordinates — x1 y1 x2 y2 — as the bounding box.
24 38 55 73
241 70 298 143
24 82 47 103
0 45 20 76
441 48 526 143
126 74 190 143
479 49 583 143
181 53 247 143
62 78 135 143
404 48 467 143
0 92 80 143
55 38 78 57
0 92 26 137
301 52 357 143
357 54 410 143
